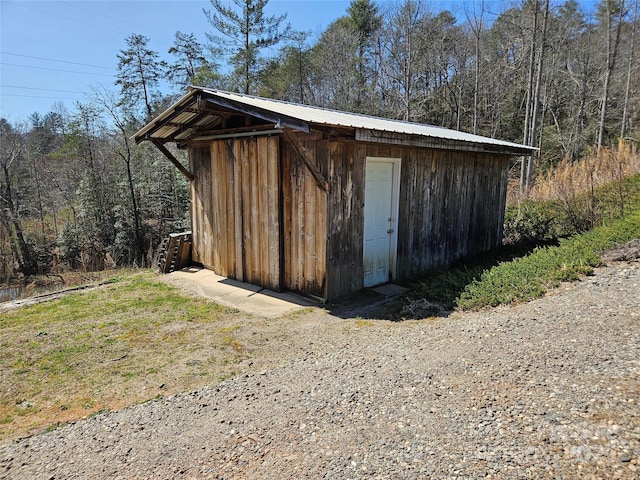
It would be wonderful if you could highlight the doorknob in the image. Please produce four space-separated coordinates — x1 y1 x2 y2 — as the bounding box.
387 229 394 234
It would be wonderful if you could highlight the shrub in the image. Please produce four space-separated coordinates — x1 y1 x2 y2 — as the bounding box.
503 200 559 246
458 208 640 310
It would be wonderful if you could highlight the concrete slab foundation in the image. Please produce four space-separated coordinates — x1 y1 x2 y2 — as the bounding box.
161 267 317 318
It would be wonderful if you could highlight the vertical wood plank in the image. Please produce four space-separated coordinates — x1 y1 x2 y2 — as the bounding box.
266 136 281 290
233 140 244 281
211 142 224 274
225 140 236 277
249 138 260 284
282 146 293 289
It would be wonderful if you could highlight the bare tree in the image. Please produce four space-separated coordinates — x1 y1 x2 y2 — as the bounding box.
378 0 430 121
524 0 550 191
597 0 627 148
621 0 638 138
0 119 37 276
464 0 485 134
92 87 144 265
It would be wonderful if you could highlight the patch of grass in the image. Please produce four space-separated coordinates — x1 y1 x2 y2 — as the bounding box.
218 371 239 382
387 251 520 318
221 336 243 353
0 270 238 442
355 319 374 328
44 422 65 433
458 207 640 309
288 307 315 316
217 325 240 334
0 415 14 424
393 174 640 317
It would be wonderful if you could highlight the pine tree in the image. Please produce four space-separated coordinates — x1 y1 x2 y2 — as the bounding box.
167 31 209 88
116 34 165 121
203 0 290 94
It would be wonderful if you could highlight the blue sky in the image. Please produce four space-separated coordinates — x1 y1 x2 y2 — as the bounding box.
0 0 353 122
0 0 599 123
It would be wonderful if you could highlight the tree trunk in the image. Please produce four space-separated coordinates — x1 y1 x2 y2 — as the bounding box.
464 0 485 135
525 0 550 190
621 0 637 139
521 0 539 194
124 147 143 264
1 164 37 276
597 0 625 149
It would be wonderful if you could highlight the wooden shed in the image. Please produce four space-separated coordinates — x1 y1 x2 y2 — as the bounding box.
134 87 535 301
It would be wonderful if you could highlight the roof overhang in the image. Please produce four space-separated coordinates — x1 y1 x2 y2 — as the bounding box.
133 87 309 145
134 87 537 157
355 129 535 156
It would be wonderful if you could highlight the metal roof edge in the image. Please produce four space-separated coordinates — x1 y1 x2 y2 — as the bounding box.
132 88 199 143
134 86 538 155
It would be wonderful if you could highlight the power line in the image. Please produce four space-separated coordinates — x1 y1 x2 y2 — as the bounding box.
60 1 146 32
0 93 83 100
1 84 88 94
0 63 115 77
0 52 116 70
6 0 126 36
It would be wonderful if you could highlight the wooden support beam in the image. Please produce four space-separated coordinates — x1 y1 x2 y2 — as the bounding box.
282 128 329 192
204 96 310 132
194 123 281 139
151 140 194 181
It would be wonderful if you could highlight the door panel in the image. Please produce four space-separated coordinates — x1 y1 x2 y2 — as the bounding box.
364 161 395 287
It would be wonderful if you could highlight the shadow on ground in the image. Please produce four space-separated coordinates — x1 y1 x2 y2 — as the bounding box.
323 239 563 321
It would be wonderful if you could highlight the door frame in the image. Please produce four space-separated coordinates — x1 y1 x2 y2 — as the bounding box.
364 156 402 286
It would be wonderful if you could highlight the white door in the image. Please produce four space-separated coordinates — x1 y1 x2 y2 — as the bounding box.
363 158 401 287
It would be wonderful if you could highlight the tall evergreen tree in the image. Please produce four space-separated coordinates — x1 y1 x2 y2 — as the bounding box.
203 0 290 94
167 31 209 88
347 0 382 111
116 34 165 121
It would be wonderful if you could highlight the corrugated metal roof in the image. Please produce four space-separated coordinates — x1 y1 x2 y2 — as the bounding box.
134 87 536 155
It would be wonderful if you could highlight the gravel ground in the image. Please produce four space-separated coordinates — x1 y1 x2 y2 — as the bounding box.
1 260 639 479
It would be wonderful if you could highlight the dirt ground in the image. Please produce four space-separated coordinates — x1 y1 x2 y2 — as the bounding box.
2 240 639 445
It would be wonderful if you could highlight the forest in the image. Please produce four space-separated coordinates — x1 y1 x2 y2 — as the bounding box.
1 0 638 284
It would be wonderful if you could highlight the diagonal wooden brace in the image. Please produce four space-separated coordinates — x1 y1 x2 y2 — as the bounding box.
282 128 329 192
152 140 194 181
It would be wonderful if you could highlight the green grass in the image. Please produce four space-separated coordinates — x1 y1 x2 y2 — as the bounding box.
393 174 640 316
457 208 640 309
0 270 240 441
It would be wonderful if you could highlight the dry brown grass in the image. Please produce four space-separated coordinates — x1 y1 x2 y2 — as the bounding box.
505 142 640 234
526 141 640 203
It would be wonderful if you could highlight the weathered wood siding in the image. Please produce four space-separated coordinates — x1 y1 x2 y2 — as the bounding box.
191 134 510 300
281 137 328 298
395 149 509 279
189 137 281 291
322 143 509 297
325 142 367 299
189 146 213 268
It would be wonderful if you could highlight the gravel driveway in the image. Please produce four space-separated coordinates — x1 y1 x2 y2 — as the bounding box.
1 260 638 479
